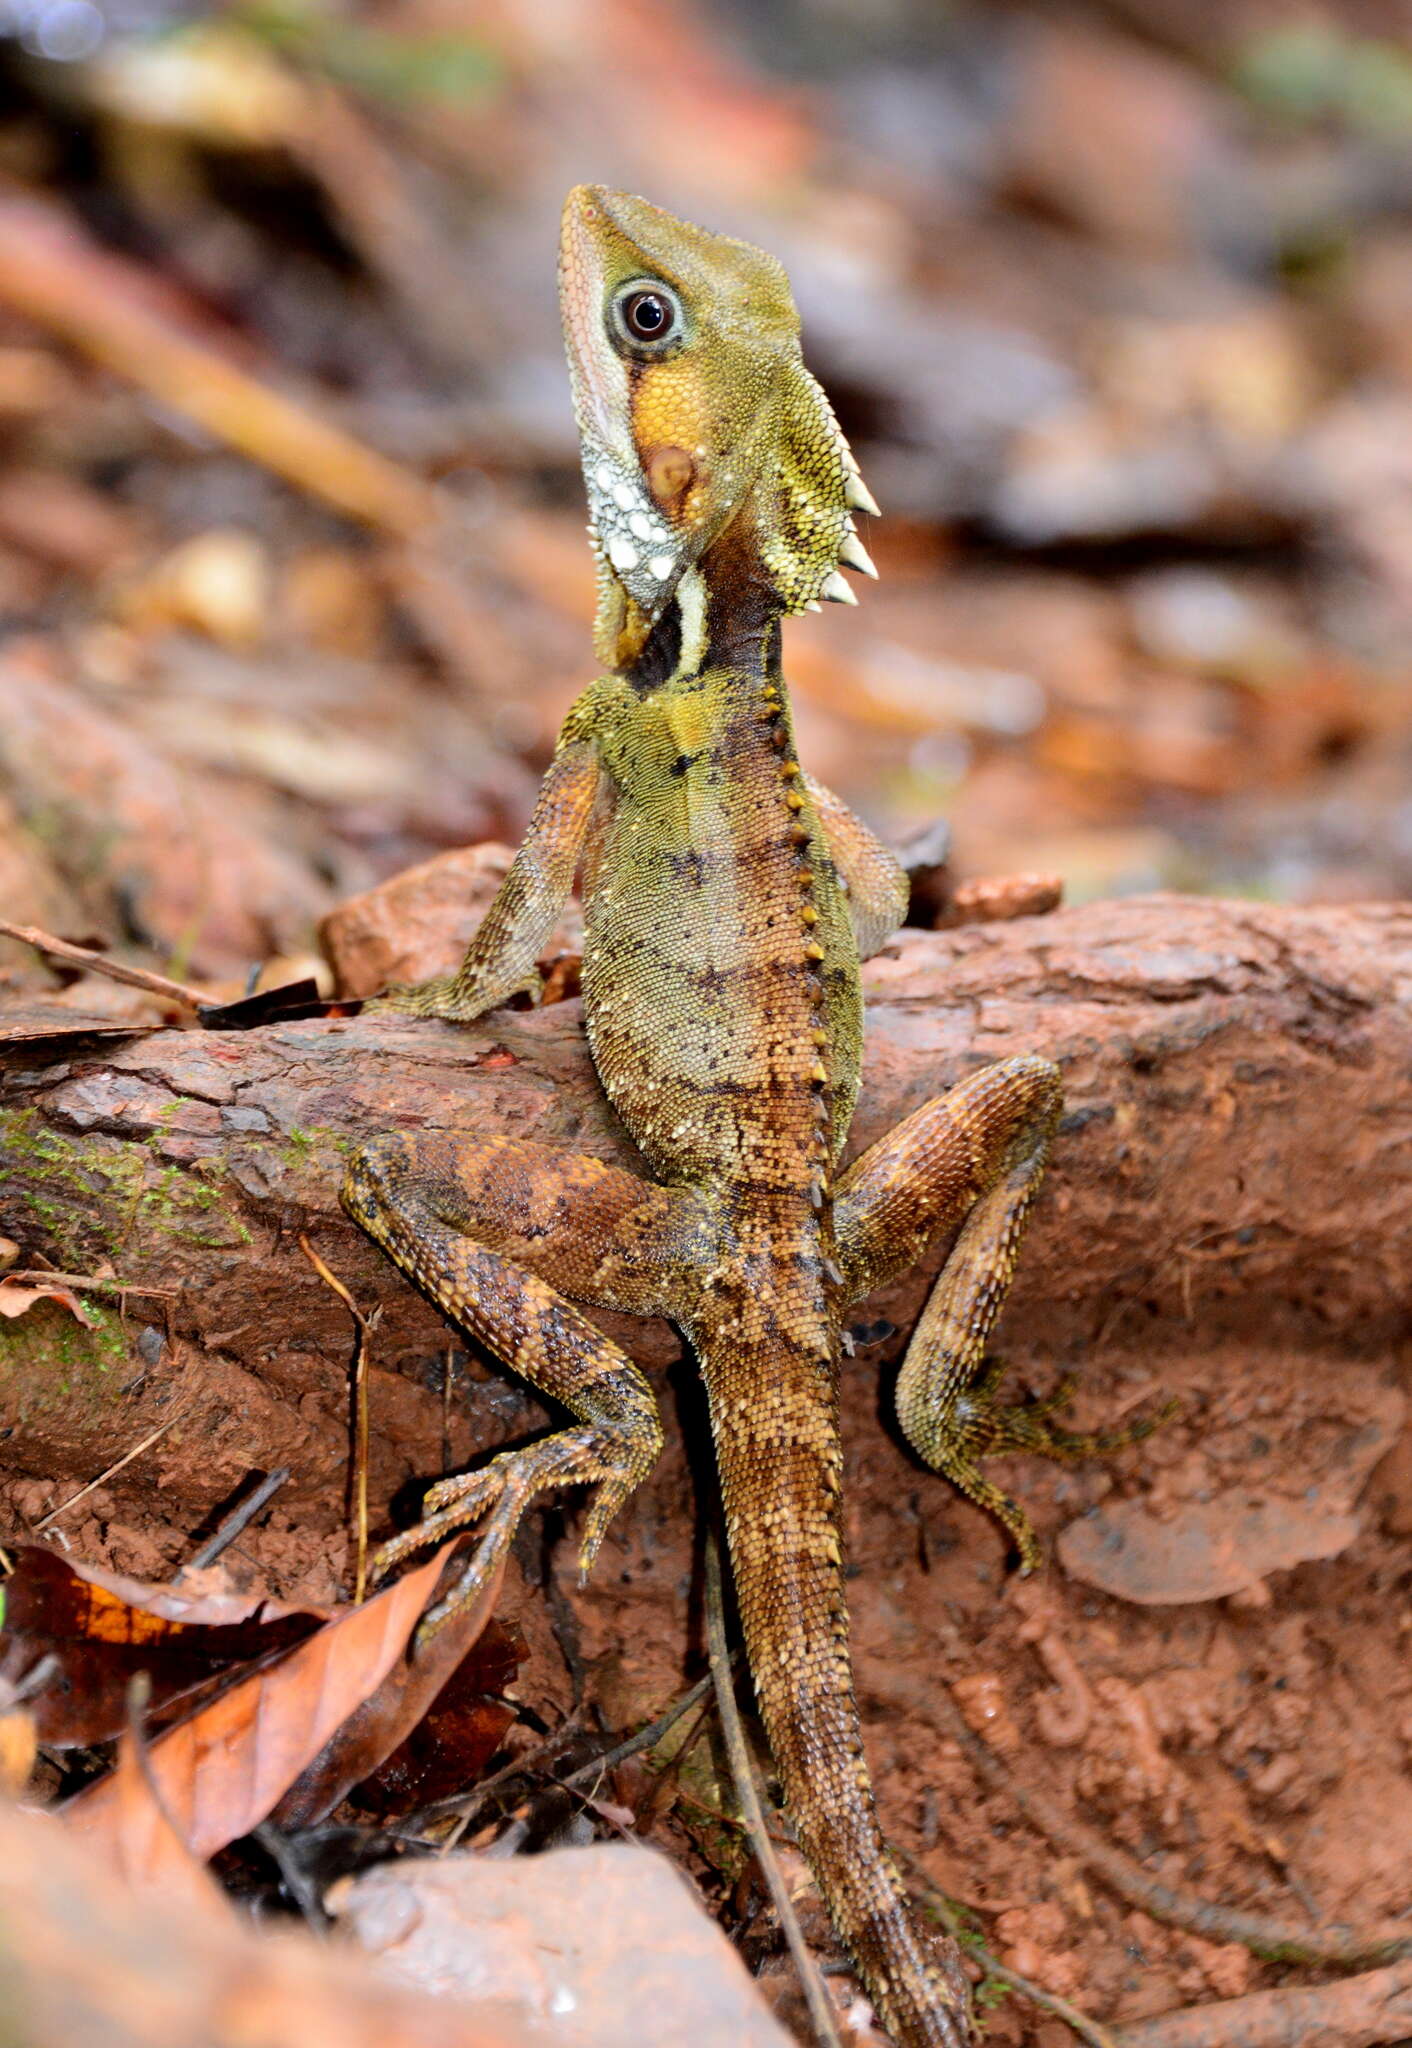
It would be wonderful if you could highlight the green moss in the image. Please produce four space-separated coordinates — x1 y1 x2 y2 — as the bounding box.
0 1107 252 1258
0 1295 134 1430
278 1123 351 1173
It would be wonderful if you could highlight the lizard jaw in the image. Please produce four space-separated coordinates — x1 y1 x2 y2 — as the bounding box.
582 441 686 616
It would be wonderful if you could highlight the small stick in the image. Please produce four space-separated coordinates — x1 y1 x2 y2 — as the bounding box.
897 1846 1119 2048
180 1468 291 1575
1110 1958 1412 2048
8 1269 178 1300
431 1712 589 1856
0 919 208 1009
0 195 440 537
410 1666 724 1845
299 1237 373 1602
705 1528 845 2048
931 1682 1412 1970
34 1408 186 1530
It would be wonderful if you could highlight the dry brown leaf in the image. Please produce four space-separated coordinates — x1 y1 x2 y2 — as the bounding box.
0 1546 333 1746
0 1709 36 1795
0 1277 96 1325
63 1542 461 1863
272 1548 511 1829
90 1719 232 1914
0 1799 530 2048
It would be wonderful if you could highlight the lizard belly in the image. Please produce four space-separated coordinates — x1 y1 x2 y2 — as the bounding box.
581 753 860 1190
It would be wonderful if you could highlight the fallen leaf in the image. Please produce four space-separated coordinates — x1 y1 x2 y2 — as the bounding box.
272 1549 513 1829
0 1278 96 1325
0 1003 154 1046
0 1708 36 1794
0 1798 525 2048
1057 1494 1361 1604
0 1546 332 1746
63 1541 463 1863
90 1718 231 1914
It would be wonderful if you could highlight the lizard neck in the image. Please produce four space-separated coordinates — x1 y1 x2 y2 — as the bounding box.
622 508 785 693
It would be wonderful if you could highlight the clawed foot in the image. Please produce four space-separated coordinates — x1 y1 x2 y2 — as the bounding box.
369 1425 644 1641
939 1358 1178 1574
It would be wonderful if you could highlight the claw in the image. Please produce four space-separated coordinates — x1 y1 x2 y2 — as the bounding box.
424 1467 498 1516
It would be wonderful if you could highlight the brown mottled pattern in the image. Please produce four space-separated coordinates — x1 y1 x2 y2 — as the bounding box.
342 186 1168 2048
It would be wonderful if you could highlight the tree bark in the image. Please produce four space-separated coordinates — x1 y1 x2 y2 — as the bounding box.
2 894 1409 1517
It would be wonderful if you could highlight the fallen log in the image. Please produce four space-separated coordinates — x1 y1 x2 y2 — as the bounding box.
2 897 1409 1523
1 893 1407 1527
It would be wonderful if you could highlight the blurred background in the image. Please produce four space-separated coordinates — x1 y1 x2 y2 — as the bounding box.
3 0 1412 994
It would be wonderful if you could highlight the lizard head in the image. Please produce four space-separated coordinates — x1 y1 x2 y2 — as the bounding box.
560 184 879 669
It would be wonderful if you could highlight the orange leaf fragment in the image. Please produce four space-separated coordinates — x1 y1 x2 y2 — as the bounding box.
64 1542 463 1864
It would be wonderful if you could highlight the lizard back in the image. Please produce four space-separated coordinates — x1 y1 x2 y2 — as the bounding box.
580 657 862 1194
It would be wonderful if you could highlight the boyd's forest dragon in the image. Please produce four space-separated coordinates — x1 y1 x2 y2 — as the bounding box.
343 185 1166 2048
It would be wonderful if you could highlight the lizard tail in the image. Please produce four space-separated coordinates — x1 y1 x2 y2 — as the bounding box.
705 1342 974 2048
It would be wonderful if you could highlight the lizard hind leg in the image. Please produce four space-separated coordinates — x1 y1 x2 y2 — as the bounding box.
342 1133 699 1637
833 1056 1172 1573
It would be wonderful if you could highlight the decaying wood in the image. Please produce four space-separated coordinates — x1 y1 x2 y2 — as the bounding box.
1 895 1409 1517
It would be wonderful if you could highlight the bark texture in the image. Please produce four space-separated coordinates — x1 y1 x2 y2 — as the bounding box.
1 894 1408 1518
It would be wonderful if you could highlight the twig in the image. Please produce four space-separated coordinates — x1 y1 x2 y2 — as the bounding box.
562 1668 721 1791
405 1710 590 1847
931 1682 1412 1970
897 1845 1119 2048
1109 1958 1412 2048
0 919 208 1009
7 1269 178 1305
0 194 440 537
299 1238 374 1602
252 1821 328 1931
2 1652 58 1708
408 1666 723 1846
705 1528 844 2048
34 1407 187 1530
179 1468 291 1575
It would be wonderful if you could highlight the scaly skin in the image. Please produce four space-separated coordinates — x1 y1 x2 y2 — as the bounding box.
343 187 1167 2048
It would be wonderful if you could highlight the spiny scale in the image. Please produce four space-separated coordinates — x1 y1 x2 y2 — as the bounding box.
839 529 878 578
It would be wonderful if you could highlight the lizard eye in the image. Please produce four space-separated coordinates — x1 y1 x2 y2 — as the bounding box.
610 279 685 356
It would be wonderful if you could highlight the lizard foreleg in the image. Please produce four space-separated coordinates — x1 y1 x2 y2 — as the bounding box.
372 723 601 1022
804 777 910 960
342 1134 704 1634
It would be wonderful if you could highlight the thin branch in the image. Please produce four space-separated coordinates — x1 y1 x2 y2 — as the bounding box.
34 1407 187 1530
299 1237 374 1602
562 1668 721 1791
1110 1958 1412 2048
931 1682 1412 1971
0 919 208 1009
0 194 440 537
897 1845 1119 2048
409 1666 724 1849
6 1269 178 1300
704 1527 845 2048
179 1468 291 1575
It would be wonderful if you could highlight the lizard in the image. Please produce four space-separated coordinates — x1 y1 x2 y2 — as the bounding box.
342 185 1167 2048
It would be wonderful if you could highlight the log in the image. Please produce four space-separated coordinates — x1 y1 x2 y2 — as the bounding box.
2 893 1408 1529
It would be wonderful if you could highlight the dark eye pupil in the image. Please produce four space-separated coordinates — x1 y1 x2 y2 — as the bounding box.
626 291 670 338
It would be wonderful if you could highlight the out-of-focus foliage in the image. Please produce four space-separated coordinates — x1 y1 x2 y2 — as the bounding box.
0 0 1409 1005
